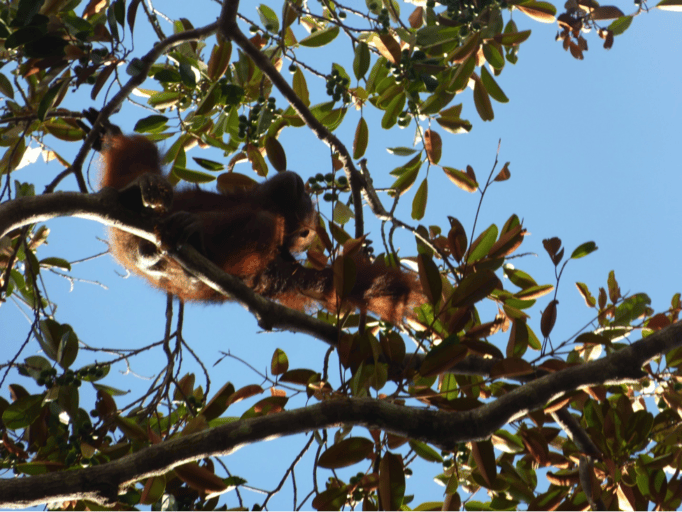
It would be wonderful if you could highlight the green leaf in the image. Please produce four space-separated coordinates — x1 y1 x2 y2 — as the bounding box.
418 89 454 115
494 29 532 46
483 44 505 69
299 26 339 47
37 80 65 121
57 328 78 369
353 41 370 80
192 157 224 171
15 0 44 26
473 76 494 121
608 15 633 35
656 0 682 11
468 225 498 263
515 1 557 23
449 55 476 94
39 257 71 271
258 4 279 32
442 167 478 192
386 146 418 156
292 67 310 107
0 73 14 99
480 66 508 103
382 91 406 129
148 91 182 109
264 137 287 172
412 179 428 220
415 25 461 47
419 335 467 377
612 293 651 326
173 166 217 184
436 116 472 134
2 395 44 430
134 115 168 133
390 160 422 195
409 440 443 462
353 117 369 159
570 241 598 259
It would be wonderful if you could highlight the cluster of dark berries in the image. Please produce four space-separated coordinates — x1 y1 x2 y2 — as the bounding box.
373 7 390 31
308 172 348 202
37 366 104 388
326 68 350 103
429 0 508 28
238 96 277 141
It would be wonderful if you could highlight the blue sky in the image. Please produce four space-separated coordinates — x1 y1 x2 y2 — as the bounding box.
2 0 681 508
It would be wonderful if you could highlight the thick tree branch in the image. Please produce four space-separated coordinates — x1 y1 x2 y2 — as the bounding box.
1 322 680 507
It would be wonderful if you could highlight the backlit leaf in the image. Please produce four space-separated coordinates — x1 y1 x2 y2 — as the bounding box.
515 1 557 23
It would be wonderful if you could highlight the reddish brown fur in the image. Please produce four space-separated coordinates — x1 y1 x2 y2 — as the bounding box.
101 135 426 324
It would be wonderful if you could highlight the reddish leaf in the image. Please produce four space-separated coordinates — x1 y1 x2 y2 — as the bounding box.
541 300 558 338
418 253 442 305
472 440 497 487
229 384 264 406
379 452 405 510
318 437 374 469
424 129 442 164
175 462 227 493
375 34 402 64
490 357 535 379
447 216 468 262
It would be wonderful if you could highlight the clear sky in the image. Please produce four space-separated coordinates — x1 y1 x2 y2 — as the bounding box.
2 0 680 509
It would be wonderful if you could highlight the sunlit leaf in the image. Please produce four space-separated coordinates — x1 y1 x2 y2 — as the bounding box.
656 0 682 11
299 26 339 47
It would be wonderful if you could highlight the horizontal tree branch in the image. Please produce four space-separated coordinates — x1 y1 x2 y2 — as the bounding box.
1 319 680 507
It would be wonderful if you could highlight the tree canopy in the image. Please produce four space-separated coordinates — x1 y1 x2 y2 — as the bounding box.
0 0 681 510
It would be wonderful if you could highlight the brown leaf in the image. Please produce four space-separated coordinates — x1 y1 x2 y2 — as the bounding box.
228 384 263 405
647 313 671 331
264 137 287 172
408 6 424 28
472 440 497 487
424 129 442 164
547 470 580 486
319 437 374 469
569 41 584 60
418 253 442 305
494 162 511 181
542 237 563 265
490 357 535 379
590 5 625 19
375 34 402 64
216 171 258 194
379 452 405 510
541 299 558 338
447 216 468 262
175 462 227 493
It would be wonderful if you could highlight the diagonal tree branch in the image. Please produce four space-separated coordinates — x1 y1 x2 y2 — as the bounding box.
0 320 679 507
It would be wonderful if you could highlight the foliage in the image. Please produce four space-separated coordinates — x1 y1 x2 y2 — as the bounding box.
0 0 681 510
